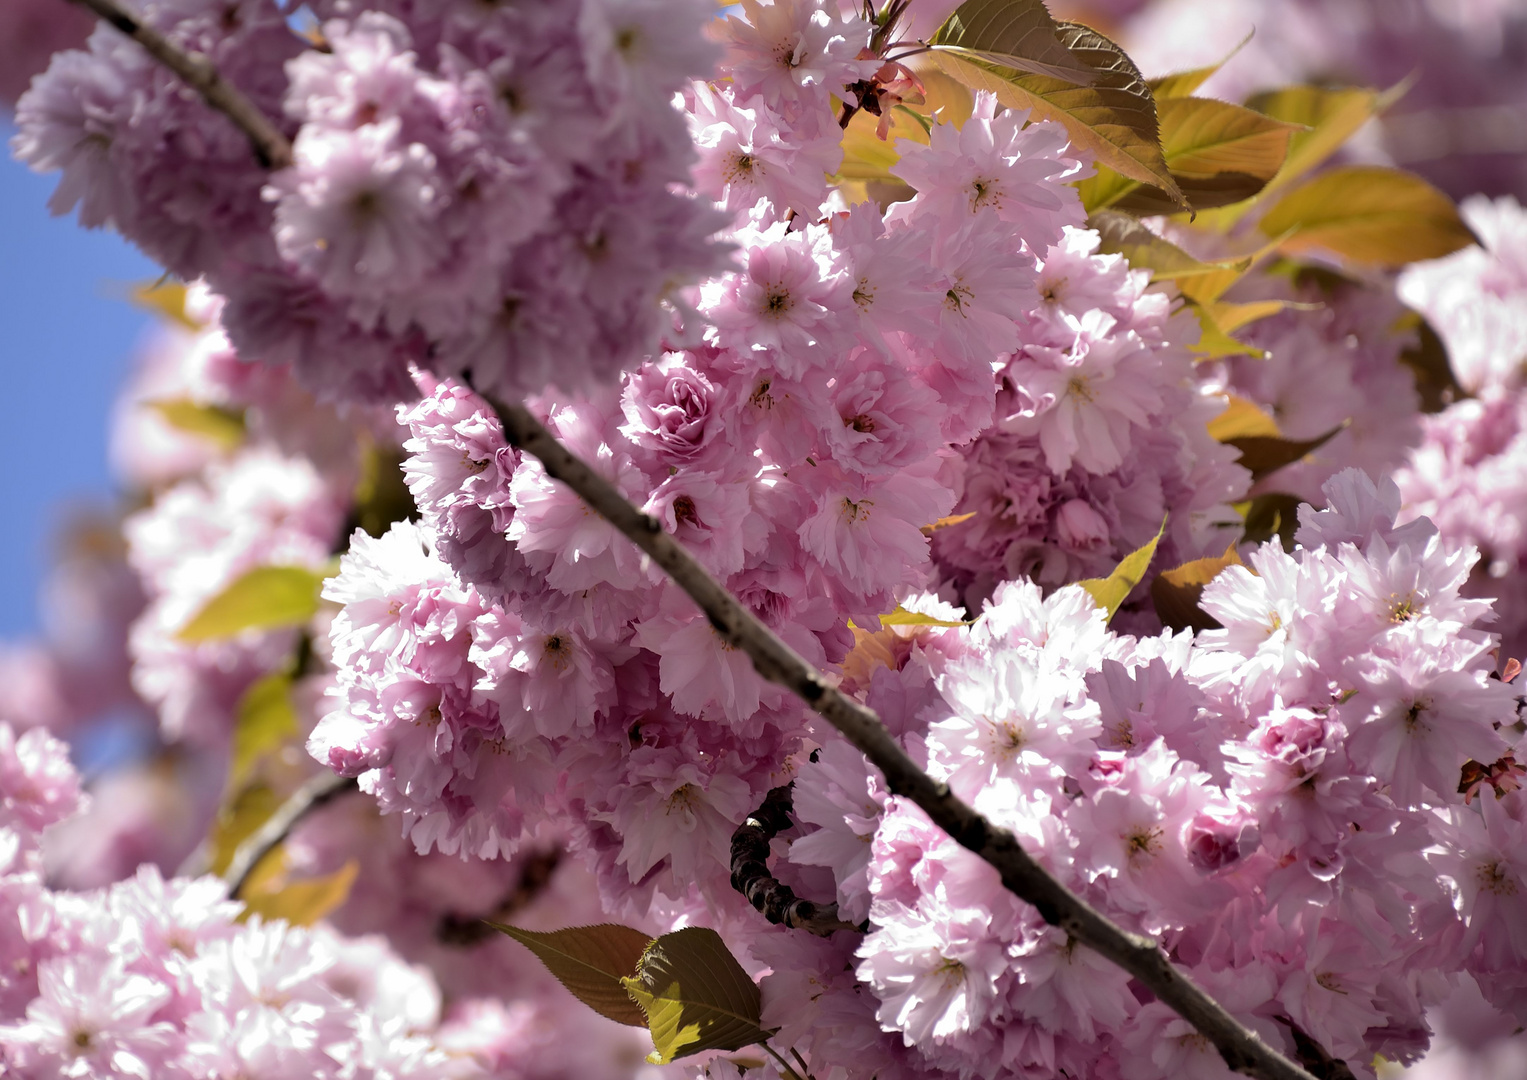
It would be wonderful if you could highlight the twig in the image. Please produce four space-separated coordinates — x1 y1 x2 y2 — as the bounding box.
482 393 1318 1080
63 0 295 169
223 772 357 897
731 785 864 936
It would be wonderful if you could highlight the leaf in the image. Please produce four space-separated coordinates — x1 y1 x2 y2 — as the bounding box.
931 20 1186 209
229 672 299 792
1206 395 1280 441
927 0 1099 84
920 511 978 537
1398 315 1465 413
207 783 282 877
620 927 771 1064
130 279 200 330
1151 543 1243 633
1186 302 1265 360
1089 210 1250 281
177 566 328 643
1258 166 1474 266
1239 492 1303 550
1076 518 1166 621
1245 84 1398 200
352 442 418 540
878 607 969 628
1079 98 1302 214
146 398 246 451
1224 423 1348 482
489 922 655 1027
1209 298 1310 335
1145 34 1251 99
240 854 359 927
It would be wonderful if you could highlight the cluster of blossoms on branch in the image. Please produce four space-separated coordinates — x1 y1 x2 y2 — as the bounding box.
5 0 1527 1078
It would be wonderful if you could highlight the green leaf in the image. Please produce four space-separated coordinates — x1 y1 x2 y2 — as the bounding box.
620 927 771 1064
1088 210 1250 281
1258 165 1474 265
489 923 655 1028
1079 98 1301 215
927 0 1099 84
229 672 299 791
1151 543 1242 633
1224 423 1348 482
1076 518 1166 622
931 20 1187 210
146 398 246 451
177 566 328 643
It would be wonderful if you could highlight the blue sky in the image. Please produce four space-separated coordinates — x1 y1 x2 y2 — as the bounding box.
0 120 159 639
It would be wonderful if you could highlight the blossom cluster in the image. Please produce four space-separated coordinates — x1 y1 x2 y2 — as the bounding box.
13 0 727 401
1395 196 1527 663
767 471 1527 1080
7 0 1527 1078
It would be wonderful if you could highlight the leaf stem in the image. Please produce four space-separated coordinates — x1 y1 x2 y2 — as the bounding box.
760 1041 809 1080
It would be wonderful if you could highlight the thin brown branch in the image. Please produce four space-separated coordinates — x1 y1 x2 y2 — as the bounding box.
223 772 357 898
731 785 864 936
482 393 1319 1080
64 0 295 169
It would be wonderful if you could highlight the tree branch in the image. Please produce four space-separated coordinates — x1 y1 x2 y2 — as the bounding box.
483 393 1319 1080
731 784 864 936
63 0 295 169
223 772 357 898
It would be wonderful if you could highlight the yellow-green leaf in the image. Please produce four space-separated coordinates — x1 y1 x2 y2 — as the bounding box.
1206 395 1281 441
146 398 246 451
229 673 299 792
1076 518 1166 621
130 279 200 330
1258 166 1474 265
1079 98 1301 215
620 927 770 1064
240 855 359 927
927 0 1099 84
1151 543 1242 633
1224 423 1348 482
177 566 327 643
207 783 282 877
1088 210 1250 281
878 607 969 628
1145 34 1250 100
932 20 1186 210
1186 302 1265 360
489 922 654 1027
1245 84 1398 200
